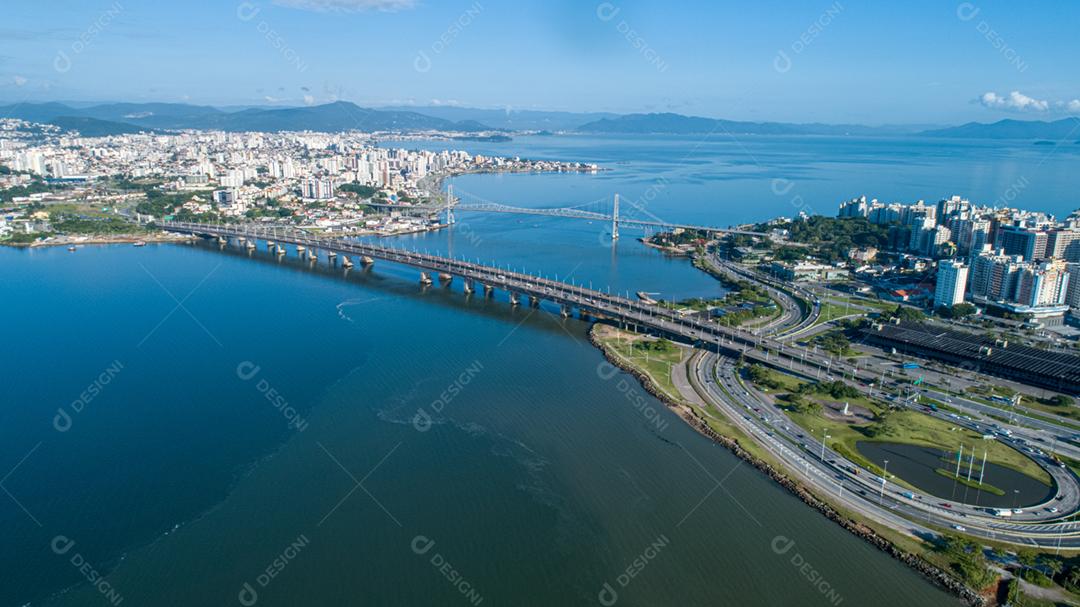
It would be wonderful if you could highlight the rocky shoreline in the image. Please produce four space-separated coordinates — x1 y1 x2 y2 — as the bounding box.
588 325 986 607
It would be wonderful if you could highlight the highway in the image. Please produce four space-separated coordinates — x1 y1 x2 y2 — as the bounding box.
693 352 1080 548
701 253 823 339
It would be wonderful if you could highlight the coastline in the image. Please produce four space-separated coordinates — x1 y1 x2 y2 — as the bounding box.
638 237 692 256
587 323 986 607
421 163 607 201
0 232 196 249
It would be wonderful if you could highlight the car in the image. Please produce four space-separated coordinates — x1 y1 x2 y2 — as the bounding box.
1012 508 1024 514
1048 507 1060 513
952 525 966 532
940 502 952 509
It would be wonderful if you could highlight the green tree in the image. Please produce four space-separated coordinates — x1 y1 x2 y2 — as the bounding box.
1064 566 1080 592
1047 395 1074 407
893 305 926 322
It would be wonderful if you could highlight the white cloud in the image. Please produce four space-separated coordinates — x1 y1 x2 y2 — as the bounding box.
303 94 315 105
1066 99 1080 113
272 0 416 12
979 90 1049 112
12 75 26 86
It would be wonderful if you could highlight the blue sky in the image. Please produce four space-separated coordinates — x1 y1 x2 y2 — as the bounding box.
2 0 1078 123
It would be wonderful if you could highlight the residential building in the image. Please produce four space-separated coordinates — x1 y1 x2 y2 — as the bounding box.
934 260 968 308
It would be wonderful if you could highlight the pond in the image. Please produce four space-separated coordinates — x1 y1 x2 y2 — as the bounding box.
856 442 1055 509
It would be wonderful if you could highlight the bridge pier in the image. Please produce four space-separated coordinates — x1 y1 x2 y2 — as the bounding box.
561 305 571 318
275 245 286 256
267 240 275 250
245 240 255 251
439 272 453 285
529 295 540 307
463 278 475 294
360 256 374 266
483 284 494 298
342 255 353 268
327 251 337 263
420 272 434 286
509 292 520 306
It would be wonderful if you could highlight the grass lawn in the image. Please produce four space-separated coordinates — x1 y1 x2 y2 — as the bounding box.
812 301 857 327
745 367 1052 486
825 294 898 314
593 326 791 471
593 325 685 403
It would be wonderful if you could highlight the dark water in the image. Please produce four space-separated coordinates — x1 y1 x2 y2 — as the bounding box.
1 241 958 606
857 442 1055 509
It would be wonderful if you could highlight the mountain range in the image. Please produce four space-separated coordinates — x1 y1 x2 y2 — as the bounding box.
1 101 1077 140
0 101 493 135
573 112 927 136
919 117 1080 139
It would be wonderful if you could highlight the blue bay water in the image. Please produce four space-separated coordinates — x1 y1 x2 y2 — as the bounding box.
385 133 1080 226
2 132 1056 606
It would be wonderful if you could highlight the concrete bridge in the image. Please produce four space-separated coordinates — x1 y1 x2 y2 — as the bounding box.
163 220 763 349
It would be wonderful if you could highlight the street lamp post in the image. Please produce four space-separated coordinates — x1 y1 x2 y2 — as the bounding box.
820 429 831 462
879 460 890 505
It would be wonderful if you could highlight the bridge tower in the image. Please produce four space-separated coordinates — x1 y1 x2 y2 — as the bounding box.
446 184 456 226
611 193 620 241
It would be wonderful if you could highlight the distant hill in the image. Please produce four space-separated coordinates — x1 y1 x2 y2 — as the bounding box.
0 101 494 133
76 102 227 129
574 112 923 136
197 102 494 132
921 117 1080 139
378 106 619 131
47 116 157 137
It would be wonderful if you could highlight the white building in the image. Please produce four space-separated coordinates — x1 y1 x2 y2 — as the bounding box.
301 178 335 200
934 259 969 309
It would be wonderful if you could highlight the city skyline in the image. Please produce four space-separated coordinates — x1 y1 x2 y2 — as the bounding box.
3 0 1080 123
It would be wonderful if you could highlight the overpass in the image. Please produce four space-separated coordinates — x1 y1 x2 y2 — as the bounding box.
161 220 1080 547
